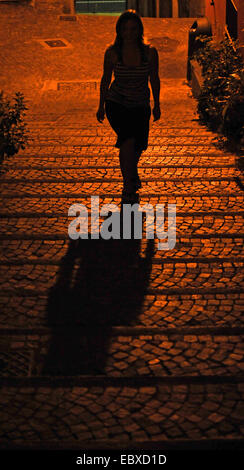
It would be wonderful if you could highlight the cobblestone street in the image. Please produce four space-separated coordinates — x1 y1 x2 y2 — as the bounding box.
0 3 243 451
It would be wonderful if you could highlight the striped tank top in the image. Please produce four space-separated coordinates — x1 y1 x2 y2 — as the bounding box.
106 49 151 108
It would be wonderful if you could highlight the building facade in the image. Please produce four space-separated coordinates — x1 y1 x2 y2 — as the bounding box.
31 1 205 17
203 0 244 56
10 0 244 50
127 1 205 18
29 0 75 14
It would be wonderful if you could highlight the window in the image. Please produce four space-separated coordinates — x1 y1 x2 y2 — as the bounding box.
75 0 127 14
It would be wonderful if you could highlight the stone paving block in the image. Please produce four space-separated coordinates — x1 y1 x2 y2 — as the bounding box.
1 195 244 217
0 260 243 293
0 384 243 444
0 292 243 329
5 154 237 167
0 179 242 197
0 235 239 262
18 135 221 147
27 125 215 136
0 332 243 378
1 166 241 181
0 214 243 240
15 144 238 157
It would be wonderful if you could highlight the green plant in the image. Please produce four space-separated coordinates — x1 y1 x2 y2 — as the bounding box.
222 73 244 142
0 91 28 164
193 36 244 143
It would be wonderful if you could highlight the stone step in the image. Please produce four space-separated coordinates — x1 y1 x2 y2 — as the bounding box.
0 292 243 329
2 326 243 336
4 155 237 166
0 180 241 197
1 439 244 452
0 178 242 188
25 124 216 135
1 238 243 262
25 120 205 128
1 196 243 216
0 214 243 238
0 8 242 453
26 128 218 138
26 125 207 133
25 120 205 130
0 260 243 292
25 140 220 149
1 167 241 181
1 162 237 169
0 383 243 445
5 257 243 265
25 136 218 146
0 330 243 378
16 145 234 156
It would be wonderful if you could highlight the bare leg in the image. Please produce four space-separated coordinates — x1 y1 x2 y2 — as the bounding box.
119 137 137 192
134 149 142 179
129 149 142 191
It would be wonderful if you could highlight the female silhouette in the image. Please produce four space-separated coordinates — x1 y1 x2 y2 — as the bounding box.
96 9 161 204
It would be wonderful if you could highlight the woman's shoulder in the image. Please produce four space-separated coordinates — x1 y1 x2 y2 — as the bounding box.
105 44 118 64
141 44 157 64
144 44 158 60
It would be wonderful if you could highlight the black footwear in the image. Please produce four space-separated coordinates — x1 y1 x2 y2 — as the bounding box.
121 190 139 204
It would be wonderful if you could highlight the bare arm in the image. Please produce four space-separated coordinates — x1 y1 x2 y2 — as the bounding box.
98 48 114 109
149 47 161 120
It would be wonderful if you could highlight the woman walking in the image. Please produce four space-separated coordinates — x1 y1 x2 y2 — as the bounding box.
96 9 161 204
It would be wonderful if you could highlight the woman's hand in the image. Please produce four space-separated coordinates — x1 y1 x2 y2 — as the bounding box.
96 106 105 123
153 104 161 121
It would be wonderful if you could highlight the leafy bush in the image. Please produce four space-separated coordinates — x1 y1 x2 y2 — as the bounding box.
0 91 28 164
194 36 244 144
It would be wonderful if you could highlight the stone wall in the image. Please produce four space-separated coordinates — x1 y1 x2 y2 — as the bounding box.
33 0 74 14
205 0 244 52
238 0 244 56
205 0 226 39
188 0 205 17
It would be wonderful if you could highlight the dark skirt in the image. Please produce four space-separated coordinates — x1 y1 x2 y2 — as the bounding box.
105 100 151 153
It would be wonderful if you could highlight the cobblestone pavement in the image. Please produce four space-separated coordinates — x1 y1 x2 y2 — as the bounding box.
0 3 244 450
0 384 244 446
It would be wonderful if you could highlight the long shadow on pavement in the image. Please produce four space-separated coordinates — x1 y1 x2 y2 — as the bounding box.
42 212 154 375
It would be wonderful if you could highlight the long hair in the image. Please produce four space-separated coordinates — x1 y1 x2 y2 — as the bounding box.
113 10 147 62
